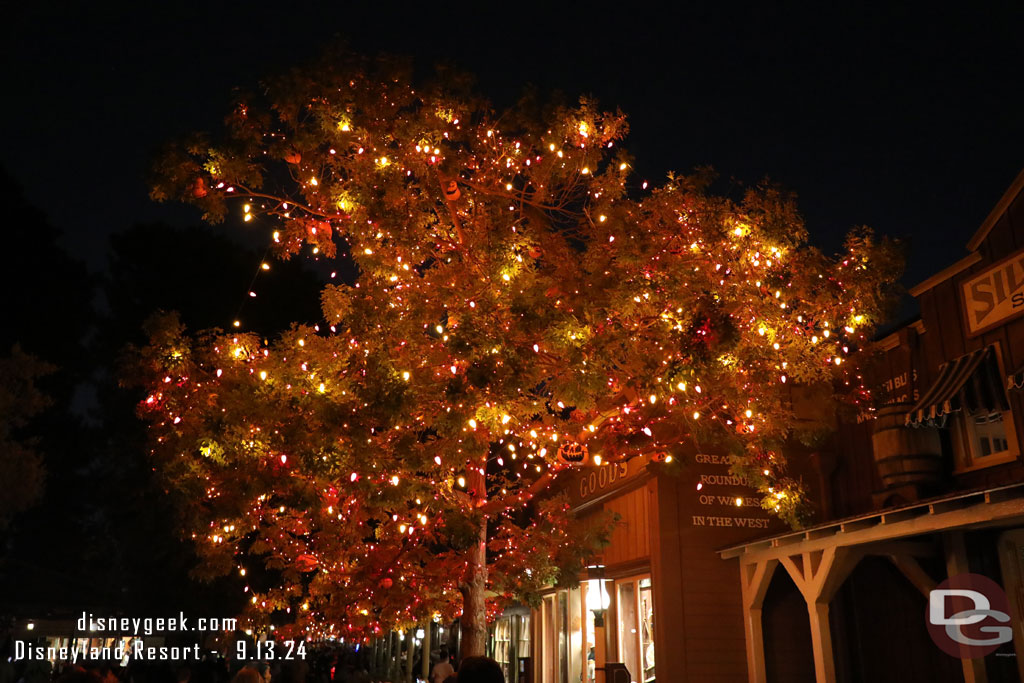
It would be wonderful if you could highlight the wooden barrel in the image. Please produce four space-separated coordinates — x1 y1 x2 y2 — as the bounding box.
871 403 943 489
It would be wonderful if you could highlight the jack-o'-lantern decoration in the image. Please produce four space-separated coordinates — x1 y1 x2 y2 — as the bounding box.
556 441 589 466
442 179 460 201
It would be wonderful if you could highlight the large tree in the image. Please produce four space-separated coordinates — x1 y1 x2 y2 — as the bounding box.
139 51 901 653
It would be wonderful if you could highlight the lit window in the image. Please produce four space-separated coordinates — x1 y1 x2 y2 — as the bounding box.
952 408 1017 470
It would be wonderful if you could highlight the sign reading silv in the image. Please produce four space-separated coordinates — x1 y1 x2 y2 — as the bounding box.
962 249 1024 335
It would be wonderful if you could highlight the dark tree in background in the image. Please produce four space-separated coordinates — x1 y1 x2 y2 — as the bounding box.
0 169 324 616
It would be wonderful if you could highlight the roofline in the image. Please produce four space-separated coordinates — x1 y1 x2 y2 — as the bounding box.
876 318 925 351
907 167 1024 298
967 167 1024 252
908 252 982 297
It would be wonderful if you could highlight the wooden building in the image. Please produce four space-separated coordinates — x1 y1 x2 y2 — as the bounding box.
523 169 1024 683
525 444 807 683
720 168 1024 683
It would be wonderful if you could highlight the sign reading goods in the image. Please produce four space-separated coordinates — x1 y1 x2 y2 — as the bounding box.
961 249 1024 335
568 454 650 509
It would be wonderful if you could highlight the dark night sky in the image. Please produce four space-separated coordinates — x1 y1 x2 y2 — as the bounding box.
2 2 1023 300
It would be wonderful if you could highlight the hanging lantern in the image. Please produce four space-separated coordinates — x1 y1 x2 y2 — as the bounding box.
379 577 393 589
284 150 302 165
556 441 589 466
191 177 208 198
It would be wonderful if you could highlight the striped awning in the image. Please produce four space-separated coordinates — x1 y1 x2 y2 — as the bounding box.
906 346 1009 427
1009 364 1024 391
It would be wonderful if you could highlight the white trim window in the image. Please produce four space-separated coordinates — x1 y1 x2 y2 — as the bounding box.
951 406 1018 471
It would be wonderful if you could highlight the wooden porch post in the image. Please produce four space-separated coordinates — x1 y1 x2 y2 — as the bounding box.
806 601 836 683
739 558 779 683
944 532 988 683
780 547 862 683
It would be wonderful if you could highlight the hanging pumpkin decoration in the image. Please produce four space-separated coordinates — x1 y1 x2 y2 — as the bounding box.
442 179 460 201
295 554 319 572
284 150 302 165
556 441 589 466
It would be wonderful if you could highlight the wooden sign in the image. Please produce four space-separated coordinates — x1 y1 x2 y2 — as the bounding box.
961 248 1024 336
566 454 650 511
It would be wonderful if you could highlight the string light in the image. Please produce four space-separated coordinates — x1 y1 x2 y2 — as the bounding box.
140 51 902 643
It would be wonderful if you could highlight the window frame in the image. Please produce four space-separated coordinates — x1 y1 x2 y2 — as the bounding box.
950 344 1020 473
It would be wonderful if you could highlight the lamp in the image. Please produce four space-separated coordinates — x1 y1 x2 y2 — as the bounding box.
585 565 610 627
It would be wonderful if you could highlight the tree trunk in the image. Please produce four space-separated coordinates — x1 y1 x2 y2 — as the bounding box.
460 516 488 657
460 457 488 657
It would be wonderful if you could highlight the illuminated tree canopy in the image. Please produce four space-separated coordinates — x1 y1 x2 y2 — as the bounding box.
139 50 902 653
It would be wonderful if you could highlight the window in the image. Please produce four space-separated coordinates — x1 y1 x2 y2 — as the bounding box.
541 589 581 683
639 578 655 683
951 407 1018 471
489 614 531 683
615 575 655 683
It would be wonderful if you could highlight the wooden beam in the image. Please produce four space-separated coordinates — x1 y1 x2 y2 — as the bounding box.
722 493 1024 563
887 554 937 598
817 548 862 605
741 560 777 609
779 554 809 596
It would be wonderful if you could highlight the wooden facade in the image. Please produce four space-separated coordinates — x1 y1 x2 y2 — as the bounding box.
521 169 1024 682
721 168 1024 683
528 443 807 683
